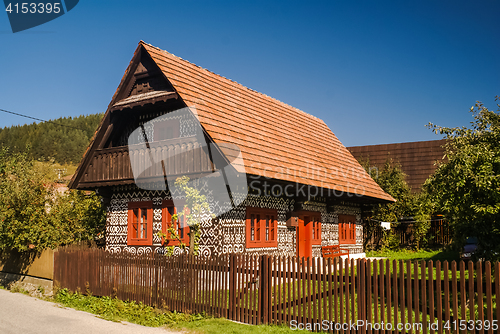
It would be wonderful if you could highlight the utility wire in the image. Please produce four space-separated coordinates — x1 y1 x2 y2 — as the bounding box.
0 108 87 131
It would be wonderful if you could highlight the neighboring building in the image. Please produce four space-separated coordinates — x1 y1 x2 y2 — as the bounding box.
348 140 446 192
69 41 394 258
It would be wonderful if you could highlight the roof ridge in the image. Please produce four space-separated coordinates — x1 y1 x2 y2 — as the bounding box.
347 139 446 148
138 41 325 124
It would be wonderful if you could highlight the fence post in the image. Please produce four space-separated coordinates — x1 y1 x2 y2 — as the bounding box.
258 255 269 324
154 254 159 308
53 250 58 287
228 253 236 320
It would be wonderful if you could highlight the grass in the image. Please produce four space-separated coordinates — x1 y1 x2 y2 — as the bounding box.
54 288 201 327
229 254 495 330
366 248 459 262
53 289 299 333
34 161 78 182
264 272 497 331
10 284 30 295
170 318 298 334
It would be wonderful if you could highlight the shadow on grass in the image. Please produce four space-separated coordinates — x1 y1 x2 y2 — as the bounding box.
428 249 460 262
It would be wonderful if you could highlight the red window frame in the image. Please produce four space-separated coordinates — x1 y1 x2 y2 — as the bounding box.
246 208 278 248
338 214 356 244
162 200 189 246
311 215 322 245
127 201 153 246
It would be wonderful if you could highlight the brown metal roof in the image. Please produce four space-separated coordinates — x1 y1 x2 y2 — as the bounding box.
348 140 446 192
71 41 394 203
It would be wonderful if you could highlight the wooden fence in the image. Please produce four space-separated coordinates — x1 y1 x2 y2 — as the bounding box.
365 219 452 250
54 249 499 333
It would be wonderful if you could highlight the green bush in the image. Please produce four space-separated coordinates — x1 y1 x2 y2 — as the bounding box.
0 148 105 252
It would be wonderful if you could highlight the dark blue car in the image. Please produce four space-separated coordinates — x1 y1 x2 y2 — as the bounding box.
460 237 478 260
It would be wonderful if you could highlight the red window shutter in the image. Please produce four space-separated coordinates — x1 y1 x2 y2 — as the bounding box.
127 201 153 246
256 214 260 242
246 208 278 248
312 215 321 245
270 215 275 241
250 214 255 241
162 200 189 246
339 215 356 245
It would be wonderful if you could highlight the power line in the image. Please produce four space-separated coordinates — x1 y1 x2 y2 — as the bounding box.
0 108 87 131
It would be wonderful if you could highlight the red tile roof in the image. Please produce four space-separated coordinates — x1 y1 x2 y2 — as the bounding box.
138 41 394 202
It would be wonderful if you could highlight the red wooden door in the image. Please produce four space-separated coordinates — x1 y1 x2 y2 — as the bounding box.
297 215 313 258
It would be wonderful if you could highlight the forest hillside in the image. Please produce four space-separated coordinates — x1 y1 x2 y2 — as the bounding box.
0 113 103 165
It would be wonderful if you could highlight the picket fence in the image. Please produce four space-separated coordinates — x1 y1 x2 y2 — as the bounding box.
53 249 499 333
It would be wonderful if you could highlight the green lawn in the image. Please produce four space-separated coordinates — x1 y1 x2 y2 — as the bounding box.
366 248 459 262
51 282 495 334
170 318 298 334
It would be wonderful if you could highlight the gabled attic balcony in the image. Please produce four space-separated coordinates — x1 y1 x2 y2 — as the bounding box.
77 136 215 188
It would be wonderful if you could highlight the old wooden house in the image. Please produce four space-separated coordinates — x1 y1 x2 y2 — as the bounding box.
69 41 394 258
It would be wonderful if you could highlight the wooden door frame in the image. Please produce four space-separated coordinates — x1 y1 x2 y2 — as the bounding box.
296 210 320 258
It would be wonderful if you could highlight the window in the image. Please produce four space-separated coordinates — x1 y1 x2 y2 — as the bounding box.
127 200 190 247
154 119 180 141
246 208 278 248
311 216 321 245
127 201 153 246
338 214 356 244
162 200 189 246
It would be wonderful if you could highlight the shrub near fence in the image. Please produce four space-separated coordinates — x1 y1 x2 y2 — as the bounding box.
54 249 499 333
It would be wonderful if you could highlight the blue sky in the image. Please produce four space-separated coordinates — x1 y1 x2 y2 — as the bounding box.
1 0 499 146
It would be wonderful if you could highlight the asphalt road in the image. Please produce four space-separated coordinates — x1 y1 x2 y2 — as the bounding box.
0 289 178 334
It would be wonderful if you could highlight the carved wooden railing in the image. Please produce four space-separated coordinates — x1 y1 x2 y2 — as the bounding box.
80 137 214 186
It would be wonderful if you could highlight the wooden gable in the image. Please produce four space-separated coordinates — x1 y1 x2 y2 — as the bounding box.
113 51 174 103
69 45 219 190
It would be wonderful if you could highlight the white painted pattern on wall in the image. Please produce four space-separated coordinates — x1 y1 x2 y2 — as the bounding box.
105 188 365 256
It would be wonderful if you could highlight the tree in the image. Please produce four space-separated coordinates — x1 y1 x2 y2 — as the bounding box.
48 189 106 247
0 148 105 252
364 158 414 222
425 97 500 261
0 113 102 164
0 148 50 251
158 176 214 256
361 158 431 249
